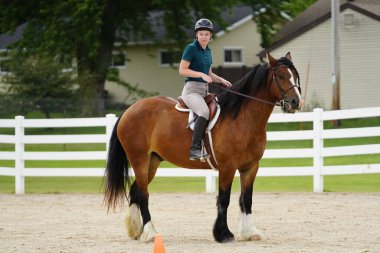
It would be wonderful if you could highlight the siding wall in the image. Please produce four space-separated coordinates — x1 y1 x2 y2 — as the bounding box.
271 9 380 110
339 9 380 109
105 45 182 104
211 19 262 66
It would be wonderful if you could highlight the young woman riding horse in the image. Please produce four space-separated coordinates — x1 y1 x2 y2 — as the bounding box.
104 51 303 243
179 18 231 161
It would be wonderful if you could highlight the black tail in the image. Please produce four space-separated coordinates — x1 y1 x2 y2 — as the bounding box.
104 114 131 211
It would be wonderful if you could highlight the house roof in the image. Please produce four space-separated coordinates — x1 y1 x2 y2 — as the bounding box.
0 23 26 50
127 5 254 45
259 0 380 57
0 6 255 49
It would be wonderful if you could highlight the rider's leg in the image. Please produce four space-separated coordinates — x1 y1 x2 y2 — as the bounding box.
181 81 210 161
189 116 210 160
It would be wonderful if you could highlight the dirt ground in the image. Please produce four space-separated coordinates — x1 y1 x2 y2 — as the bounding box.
0 192 379 253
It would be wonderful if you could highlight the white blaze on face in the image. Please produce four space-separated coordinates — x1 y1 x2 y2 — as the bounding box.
287 68 301 98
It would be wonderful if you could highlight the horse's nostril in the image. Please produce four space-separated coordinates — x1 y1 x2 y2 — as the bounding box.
291 98 298 107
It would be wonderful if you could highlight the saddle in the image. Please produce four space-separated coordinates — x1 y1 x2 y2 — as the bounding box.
176 94 218 122
175 94 220 170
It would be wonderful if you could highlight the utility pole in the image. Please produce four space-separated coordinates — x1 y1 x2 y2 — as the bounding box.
331 0 341 110
331 0 341 126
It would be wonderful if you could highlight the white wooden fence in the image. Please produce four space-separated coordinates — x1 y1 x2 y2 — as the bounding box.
1 107 379 194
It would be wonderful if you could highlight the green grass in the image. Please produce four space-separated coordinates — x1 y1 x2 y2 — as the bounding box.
0 117 379 193
2 174 380 193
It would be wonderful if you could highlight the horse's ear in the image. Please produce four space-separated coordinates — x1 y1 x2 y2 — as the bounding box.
267 51 277 67
285 52 292 61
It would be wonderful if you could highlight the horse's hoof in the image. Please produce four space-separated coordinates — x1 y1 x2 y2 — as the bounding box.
125 204 142 240
238 213 263 241
214 229 235 243
221 236 235 243
139 221 157 243
246 231 262 241
250 234 262 241
238 228 263 241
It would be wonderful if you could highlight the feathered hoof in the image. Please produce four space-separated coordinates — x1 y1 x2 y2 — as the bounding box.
125 204 142 240
238 227 263 241
221 235 236 243
214 227 235 243
139 221 157 243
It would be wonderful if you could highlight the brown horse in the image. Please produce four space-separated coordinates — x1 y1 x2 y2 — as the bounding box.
104 52 303 243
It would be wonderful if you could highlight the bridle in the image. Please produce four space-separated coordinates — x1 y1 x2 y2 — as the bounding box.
272 65 302 98
210 64 301 110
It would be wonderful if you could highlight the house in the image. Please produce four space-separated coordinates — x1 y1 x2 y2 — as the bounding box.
106 5 263 104
259 0 380 110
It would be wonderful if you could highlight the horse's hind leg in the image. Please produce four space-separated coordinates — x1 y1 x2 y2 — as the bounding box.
238 164 262 241
125 153 161 242
125 181 144 239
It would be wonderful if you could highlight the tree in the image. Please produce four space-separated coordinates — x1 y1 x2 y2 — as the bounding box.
2 53 77 118
0 0 315 115
241 0 317 48
282 0 318 17
0 0 235 116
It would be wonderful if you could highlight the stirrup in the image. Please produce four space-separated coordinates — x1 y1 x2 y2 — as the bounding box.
199 153 210 162
190 154 210 162
190 149 210 162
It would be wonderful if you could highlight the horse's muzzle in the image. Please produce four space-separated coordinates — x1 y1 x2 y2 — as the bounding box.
291 98 304 110
283 98 304 113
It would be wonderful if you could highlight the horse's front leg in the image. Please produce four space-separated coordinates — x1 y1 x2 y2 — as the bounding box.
238 166 262 241
213 171 235 243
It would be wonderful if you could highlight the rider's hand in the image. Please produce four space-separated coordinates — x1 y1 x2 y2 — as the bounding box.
221 78 232 88
202 74 213 83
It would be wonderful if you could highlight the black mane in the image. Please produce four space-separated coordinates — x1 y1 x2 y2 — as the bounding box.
217 57 300 119
217 63 269 119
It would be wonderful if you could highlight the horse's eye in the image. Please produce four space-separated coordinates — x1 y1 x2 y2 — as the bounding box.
278 74 285 80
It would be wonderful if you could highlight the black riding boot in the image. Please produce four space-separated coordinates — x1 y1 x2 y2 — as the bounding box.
190 116 210 161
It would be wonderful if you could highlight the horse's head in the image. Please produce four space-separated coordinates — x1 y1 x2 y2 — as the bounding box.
267 52 304 113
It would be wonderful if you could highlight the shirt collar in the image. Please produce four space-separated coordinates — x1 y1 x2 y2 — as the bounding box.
194 39 209 51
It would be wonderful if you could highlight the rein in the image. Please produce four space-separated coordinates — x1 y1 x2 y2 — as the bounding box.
209 82 281 107
210 64 301 110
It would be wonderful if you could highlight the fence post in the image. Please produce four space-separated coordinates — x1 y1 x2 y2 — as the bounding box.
105 114 117 152
312 108 324 192
15 116 25 194
206 170 216 193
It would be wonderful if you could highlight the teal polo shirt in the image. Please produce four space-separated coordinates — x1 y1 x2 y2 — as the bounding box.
181 39 212 83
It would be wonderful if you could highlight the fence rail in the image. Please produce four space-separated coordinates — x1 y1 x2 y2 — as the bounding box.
1 107 379 194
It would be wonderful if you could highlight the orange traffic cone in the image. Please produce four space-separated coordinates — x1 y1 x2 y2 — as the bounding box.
153 234 166 253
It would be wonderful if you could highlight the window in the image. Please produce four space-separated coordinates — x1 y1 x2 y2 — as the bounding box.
224 48 243 65
110 52 126 68
344 13 355 27
159 50 181 67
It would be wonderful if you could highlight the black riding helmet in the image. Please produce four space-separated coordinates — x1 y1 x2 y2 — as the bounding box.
194 18 213 33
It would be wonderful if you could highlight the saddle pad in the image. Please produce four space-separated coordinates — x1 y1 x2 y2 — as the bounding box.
175 103 221 131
